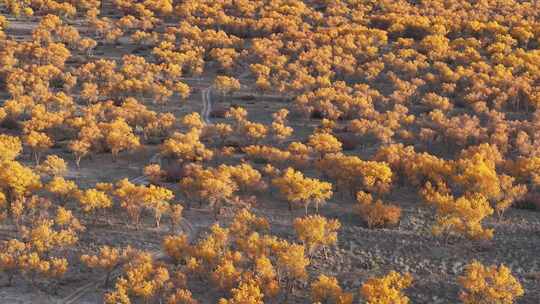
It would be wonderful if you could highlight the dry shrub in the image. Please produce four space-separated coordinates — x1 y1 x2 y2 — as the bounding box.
0 117 20 130
355 191 401 228
311 109 324 119
210 107 228 118
514 193 540 211
143 164 164 184
336 133 359 151
163 161 188 182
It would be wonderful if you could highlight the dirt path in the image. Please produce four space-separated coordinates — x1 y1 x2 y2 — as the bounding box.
201 85 213 124
60 218 196 304
134 82 214 173
62 79 232 304
61 250 167 304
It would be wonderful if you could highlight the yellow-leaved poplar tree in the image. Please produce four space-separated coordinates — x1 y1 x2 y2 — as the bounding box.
0 134 22 161
272 167 333 213
361 271 413 304
459 260 524 304
293 215 340 255
310 274 353 304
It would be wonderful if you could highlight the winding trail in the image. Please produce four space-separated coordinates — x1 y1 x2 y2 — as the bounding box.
61 251 166 304
201 85 213 125
136 82 214 183
61 81 218 303
61 220 195 304
62 85 215 303
61 218 197 304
